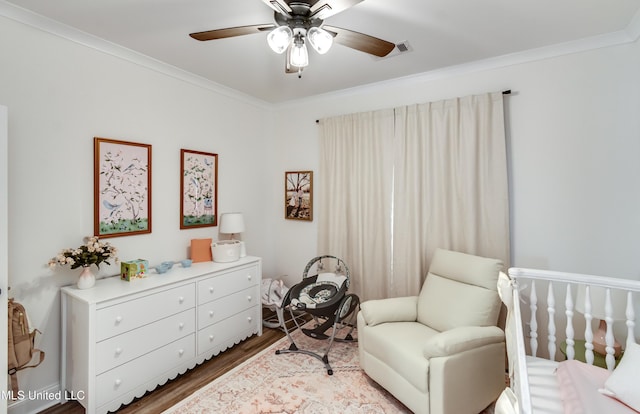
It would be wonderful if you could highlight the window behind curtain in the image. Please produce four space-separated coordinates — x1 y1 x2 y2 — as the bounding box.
318 92 510 301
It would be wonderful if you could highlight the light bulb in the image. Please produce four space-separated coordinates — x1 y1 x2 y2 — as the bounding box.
307 27 333 54
289 36 309 67
267 26 293 54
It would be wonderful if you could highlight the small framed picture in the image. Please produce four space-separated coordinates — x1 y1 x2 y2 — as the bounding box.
285 171 313 221
181 149 218 229
94 137 152 238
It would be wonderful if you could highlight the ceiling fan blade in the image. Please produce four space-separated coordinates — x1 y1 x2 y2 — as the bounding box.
309 0 365 20
190 24 275 41
262 0 293 17
323 26 395 57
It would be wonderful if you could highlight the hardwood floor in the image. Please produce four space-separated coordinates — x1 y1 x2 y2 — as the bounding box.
39 316 288 414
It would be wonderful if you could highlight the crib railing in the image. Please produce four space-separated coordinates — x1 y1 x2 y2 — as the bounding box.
509 267 640 371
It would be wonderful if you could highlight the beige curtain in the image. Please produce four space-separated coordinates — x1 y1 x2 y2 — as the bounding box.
393 92 510 297
317 110 395 300
318 92 510 301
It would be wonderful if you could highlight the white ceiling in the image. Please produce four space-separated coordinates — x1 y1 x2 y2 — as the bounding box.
3 0 640 103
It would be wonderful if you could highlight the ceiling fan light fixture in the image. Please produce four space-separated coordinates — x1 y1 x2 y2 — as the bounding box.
189 0 396 76
289 36 309 68
267 26 293 54
307 27 333 54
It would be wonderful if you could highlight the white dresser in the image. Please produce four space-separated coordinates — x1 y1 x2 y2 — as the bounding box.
61 256 262 414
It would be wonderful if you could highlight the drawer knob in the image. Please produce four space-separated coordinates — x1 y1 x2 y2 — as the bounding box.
209 311 214 317
115 347 123 355
209 334 214 341
209 287 214 293
115 316 123 324
247 316 252 323
114 379 122 387
247 295 252 302
179 322 185 329
178 349 184 356
178 296 185 304
247 275 252 281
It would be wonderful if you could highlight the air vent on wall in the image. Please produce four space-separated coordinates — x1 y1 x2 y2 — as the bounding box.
396 41 411 53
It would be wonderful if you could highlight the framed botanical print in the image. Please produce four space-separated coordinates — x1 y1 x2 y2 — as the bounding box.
94 137 152 238
285 171 313 221
181 149 218 229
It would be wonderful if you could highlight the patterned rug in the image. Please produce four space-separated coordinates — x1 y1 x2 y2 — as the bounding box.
163 323 496 413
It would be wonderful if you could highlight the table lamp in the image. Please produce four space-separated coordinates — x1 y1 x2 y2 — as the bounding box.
576 284 627 357
219 212 246 257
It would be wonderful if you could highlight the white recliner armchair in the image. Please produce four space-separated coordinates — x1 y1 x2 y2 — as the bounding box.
357 248 506 414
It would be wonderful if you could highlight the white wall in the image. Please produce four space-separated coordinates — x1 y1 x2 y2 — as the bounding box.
0 15 276 413
270 37 640 288
1 105 9 412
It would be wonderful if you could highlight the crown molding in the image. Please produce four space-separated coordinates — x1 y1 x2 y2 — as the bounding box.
277 24 639 109
0 0 272 110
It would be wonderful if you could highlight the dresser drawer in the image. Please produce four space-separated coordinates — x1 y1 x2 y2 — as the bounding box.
197 265 258 304
96 334 195 407
197 306 259 354
197 286 258 329
96 284 195 342
96 308 195 374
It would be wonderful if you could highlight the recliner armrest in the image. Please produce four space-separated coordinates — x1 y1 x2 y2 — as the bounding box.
423 326 505 358
359 296 418 326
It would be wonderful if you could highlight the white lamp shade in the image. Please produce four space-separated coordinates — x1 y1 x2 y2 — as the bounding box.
267 26 293 54
575 284 628 320
307 27 333 54
219 213 245 234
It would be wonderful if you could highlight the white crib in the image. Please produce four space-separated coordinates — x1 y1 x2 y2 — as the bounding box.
498 267 640 414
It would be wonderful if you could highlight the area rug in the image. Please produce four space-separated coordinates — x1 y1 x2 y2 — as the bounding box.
163 323 496 413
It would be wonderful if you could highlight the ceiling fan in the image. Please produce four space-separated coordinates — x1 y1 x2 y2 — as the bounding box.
189 0 396 77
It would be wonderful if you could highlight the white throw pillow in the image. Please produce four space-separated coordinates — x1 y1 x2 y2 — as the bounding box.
599 341 640 411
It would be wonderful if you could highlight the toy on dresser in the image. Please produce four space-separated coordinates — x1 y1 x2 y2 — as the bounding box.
120 259 149 281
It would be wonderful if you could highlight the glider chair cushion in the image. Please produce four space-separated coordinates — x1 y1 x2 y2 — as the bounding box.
358 248 506 414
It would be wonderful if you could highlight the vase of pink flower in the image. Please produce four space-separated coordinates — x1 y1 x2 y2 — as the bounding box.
48 236 118 289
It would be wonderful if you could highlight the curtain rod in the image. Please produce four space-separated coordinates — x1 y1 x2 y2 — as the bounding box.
316 90 512 123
